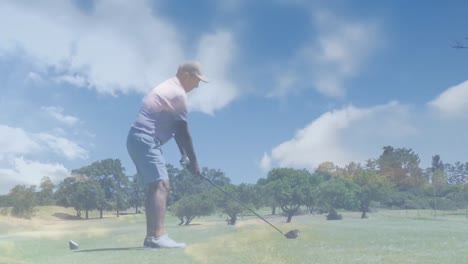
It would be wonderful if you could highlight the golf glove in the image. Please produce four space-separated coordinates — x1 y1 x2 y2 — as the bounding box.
180 155 200 176
180 155 190 169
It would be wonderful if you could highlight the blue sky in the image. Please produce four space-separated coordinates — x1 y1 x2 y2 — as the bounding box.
1 0 468 194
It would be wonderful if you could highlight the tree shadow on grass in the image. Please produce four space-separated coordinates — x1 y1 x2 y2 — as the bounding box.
53 213 117 221
53 213 81 220
177 223 201 226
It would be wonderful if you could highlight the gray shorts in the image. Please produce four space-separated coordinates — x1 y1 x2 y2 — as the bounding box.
126 127 168 185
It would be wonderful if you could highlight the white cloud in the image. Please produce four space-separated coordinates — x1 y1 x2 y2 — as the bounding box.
0 124 88 160
41 106 80 126
53 74 89 88
261 102 414 171
270 11 380 98
0 157 69 194
0 124 86 193
189 31 239 115
36 133 88 160
0 0 184 95
0 125 40 155
260 153 272 172
0 0 240 113
27 71 43 82
428 80 468 119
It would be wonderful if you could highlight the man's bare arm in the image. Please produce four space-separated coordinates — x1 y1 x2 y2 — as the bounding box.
174 133 186 157
174 120 199 174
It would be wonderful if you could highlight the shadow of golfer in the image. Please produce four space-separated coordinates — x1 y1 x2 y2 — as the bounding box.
73 247 152 253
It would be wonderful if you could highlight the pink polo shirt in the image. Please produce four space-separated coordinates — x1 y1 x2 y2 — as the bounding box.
132 77 188 145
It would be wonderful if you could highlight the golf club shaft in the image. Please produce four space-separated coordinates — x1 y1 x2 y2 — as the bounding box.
199 174 286 236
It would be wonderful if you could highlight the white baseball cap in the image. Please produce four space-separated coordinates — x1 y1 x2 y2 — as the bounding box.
177 61 209 82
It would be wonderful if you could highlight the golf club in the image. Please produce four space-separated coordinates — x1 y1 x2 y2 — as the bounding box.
198 173 299 239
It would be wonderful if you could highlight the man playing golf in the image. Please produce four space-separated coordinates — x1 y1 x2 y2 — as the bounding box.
126 61 207 248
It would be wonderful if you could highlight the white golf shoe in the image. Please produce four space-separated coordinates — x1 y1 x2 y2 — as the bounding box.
144 235 186 249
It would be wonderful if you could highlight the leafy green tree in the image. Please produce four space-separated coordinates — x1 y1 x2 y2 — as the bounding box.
114 173 130 217
444 184 468 209
169 165 231 206
428 169 450 214
212 184 249 225
365 159 378 171
75 176 105 219
256 178 279 215
318 177 359 213
168 166 235 224
128 174 145 214
56 175 105 218
316 162 340 180
202 168 231 186
0 194 12 208
171 192 215 225
446 161 467 185
9 185 37 219
465 162 468 183
266 168 316 223
342 162 364 177
55 177 77 215
463 184 468 212
37 176 55 205
377 146 424 190
431 155 444 172
237 183 262 209
168 165 203 205
432 169 447 194
304 173 325 213
352 169 391 218
445 163 455 184
72 159 128 218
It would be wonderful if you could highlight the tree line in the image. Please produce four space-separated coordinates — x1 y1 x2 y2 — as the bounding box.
1 146 467 224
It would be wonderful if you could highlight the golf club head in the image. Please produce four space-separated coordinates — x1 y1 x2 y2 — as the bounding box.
69 240 79 250
284 229 299 239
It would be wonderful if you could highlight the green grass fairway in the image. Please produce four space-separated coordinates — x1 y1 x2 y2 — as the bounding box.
1 207 467 264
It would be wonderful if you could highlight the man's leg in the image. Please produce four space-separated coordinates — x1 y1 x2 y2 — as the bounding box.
145 183 157 238
145 179 170 238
